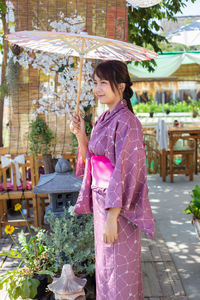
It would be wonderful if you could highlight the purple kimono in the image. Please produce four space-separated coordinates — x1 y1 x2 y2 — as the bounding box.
75 100 155 300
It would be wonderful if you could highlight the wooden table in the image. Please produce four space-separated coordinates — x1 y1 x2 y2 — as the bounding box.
168 125 200 175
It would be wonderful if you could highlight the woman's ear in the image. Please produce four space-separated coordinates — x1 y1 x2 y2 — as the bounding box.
119 83 126 93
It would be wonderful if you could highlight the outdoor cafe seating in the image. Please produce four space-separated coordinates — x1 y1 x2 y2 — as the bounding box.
0 150 77 236
0 152 39 237
143 120 200 183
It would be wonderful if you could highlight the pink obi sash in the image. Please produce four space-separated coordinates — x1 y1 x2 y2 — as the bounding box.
91 155 114 189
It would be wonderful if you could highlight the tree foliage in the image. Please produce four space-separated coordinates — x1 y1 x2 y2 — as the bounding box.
128 0 197 71
0 0 6 15
0 0 6 57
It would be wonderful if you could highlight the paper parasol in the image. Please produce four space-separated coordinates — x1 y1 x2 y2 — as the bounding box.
126 0 161 7
6 30 158 113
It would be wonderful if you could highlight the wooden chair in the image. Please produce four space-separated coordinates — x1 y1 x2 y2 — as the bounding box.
25 155 48 227
143 129 161 175
0 154 39 237
161 134 195 183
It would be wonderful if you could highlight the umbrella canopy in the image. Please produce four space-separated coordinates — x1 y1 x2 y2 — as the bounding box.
6 30 158 112
126 0 161 7
6 30 157 61
166 20 200 46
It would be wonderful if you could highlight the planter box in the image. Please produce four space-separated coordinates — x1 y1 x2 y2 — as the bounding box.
192 217 200 239
136 112 200 128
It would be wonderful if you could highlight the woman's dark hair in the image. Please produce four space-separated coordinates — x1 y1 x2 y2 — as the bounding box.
94 60 134 113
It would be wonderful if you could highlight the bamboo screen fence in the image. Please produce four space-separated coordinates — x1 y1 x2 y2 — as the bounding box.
4 0 128 154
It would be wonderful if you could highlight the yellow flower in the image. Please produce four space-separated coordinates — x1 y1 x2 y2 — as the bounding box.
5 225 15 235
14 203 22 211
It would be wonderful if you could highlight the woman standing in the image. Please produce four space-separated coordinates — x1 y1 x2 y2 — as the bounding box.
70 60 154 300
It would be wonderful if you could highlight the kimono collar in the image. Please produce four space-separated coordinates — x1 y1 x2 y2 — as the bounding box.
108 99 127 115
97 99 128 128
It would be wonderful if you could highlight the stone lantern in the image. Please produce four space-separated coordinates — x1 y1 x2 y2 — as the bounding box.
48 264 86 300
33 158 82 220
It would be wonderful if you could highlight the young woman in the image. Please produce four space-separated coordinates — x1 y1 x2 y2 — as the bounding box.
70 60 154 300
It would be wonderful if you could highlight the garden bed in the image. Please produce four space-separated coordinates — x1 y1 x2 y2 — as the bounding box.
137 112 200 127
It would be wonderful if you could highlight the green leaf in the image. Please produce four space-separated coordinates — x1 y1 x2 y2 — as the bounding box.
0 83 8 98
20 277 39 299
37 269 54 276
29 278 40 298
0 249 22 259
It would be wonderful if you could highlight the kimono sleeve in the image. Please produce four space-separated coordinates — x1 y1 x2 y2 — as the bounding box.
74 149 93 214
105 117 155 239
105 117 144 209
76 148 85 178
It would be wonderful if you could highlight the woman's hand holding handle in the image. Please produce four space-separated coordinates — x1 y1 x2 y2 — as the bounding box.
70 113 85 137
70 113 88 161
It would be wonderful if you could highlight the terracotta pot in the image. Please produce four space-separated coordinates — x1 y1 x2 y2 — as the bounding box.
149 112 154 118
33 274 51 299
192 111 198 118
192 217 200 239
84 274 96 299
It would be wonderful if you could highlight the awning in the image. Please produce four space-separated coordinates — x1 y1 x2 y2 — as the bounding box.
128 51 200 78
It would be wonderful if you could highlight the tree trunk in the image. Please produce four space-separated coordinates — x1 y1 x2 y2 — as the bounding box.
0 0 8 147
42 154 54 174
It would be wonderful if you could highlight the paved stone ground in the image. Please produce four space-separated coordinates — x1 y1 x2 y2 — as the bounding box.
0 222 187 300
147 174 200 300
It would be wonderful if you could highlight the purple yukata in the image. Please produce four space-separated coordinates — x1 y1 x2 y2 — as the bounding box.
75 100 155 300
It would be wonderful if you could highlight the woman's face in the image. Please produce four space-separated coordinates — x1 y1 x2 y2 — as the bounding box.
93 74 121 111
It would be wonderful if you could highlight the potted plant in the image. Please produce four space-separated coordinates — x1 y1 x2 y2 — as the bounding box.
192 106 198 118
149 103 157 118
44 206 95 299
28 118 56 173
0 203 55 300
184 184 200 239
188 97 199 118
148 94 157 118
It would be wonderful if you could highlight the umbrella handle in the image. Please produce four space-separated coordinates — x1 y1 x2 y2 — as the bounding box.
76 57 83 114
76 37 85 114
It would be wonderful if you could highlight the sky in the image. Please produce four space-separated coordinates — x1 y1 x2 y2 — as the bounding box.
175 0 200 16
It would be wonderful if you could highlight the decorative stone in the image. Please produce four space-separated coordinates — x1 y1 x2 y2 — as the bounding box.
33 158 82 220
48 264 86 300
33 158 82 194
55 158 72 173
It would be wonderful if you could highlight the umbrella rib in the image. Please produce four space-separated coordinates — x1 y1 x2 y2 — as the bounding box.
102 45 130 60
83 40 109 55
58 37 82 55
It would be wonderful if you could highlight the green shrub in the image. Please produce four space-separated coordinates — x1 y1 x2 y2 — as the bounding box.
184 185 200 219
43 207 95 277
133 101 194 113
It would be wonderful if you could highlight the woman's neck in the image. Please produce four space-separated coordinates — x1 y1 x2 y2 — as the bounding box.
107 99 122 112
